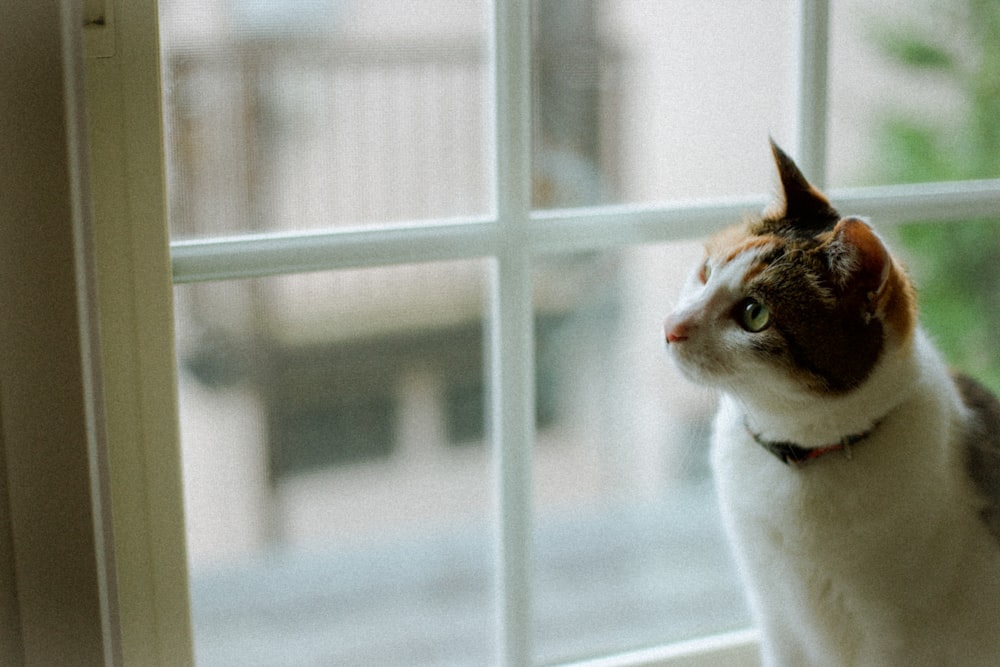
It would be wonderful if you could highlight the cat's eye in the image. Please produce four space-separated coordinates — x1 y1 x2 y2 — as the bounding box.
699 261 712 283
737 298 771 332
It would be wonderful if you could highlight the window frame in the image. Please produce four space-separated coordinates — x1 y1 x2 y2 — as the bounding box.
0 2 118 664
84 0 194 664
47 0 1000 666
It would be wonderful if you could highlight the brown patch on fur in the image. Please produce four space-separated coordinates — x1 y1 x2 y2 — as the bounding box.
723 236 779 265
706 224 756 258
748 245 884 394
879 262 918 343
706 223 783 269
826 218 918 345
741 257 773 284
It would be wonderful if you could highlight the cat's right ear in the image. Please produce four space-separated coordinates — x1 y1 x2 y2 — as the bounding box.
827 217 892 305
766 139 839 233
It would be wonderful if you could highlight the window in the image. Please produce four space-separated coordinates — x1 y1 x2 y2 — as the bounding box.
40 0 1000 665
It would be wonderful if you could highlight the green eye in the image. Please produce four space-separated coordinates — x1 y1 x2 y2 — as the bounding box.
738 298 771 332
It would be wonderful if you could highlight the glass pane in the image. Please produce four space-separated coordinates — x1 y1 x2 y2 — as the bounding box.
891 219 1000 394
531 244 750 664
531 1 794 209
175 261 496 666
159 1 492 238
829 0 1000 186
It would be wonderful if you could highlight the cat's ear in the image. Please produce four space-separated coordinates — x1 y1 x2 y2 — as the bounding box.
767 139 839 232
825 217 891 302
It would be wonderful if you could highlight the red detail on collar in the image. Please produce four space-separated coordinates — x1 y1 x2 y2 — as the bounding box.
745 418 878 467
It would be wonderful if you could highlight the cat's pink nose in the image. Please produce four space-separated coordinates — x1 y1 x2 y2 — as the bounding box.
664 315 690 344
666 328 688 344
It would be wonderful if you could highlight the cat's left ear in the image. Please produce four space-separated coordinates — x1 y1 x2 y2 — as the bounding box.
767 139 839 231
826 217 892 304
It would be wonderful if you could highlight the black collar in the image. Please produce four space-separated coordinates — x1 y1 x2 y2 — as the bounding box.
744 417 879 467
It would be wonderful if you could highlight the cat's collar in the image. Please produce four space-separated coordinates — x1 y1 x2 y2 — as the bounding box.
744 417 880 467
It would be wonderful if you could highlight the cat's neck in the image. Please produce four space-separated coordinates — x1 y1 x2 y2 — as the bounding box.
730 329 929 449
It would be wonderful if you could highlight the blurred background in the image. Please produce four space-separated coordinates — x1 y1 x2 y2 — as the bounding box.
159 1 1000 664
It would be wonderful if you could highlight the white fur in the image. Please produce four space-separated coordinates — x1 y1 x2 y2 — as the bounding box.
711 329 1000 666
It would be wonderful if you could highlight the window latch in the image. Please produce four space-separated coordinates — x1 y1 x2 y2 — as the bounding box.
83 0 115 59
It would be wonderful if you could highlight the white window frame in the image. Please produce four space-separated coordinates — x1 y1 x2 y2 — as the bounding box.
8 0 999 665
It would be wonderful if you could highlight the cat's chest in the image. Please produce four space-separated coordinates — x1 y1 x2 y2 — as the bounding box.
709 394 965 579
709 390 1000 629
713 416 1000 667
713 422 888 566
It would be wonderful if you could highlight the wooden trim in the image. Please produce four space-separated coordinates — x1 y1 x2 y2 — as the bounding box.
0 2 118 663
85 0 195 664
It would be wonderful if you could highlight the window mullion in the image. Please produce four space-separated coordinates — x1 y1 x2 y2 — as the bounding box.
170 218 497 283
491 0 535 666
167 177 1000 283
796 0 830 187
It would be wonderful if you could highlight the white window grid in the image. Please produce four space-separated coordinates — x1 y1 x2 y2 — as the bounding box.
167 1 1000 665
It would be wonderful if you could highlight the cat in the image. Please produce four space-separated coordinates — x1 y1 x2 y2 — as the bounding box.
664 141 1000 666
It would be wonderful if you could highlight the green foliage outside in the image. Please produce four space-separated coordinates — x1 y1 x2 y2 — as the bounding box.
871 0 1000 393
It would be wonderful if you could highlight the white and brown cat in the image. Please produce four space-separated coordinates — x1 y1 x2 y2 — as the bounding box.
664 141 1000 666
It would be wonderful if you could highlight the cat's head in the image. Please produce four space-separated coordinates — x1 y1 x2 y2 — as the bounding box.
664 141 916 399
